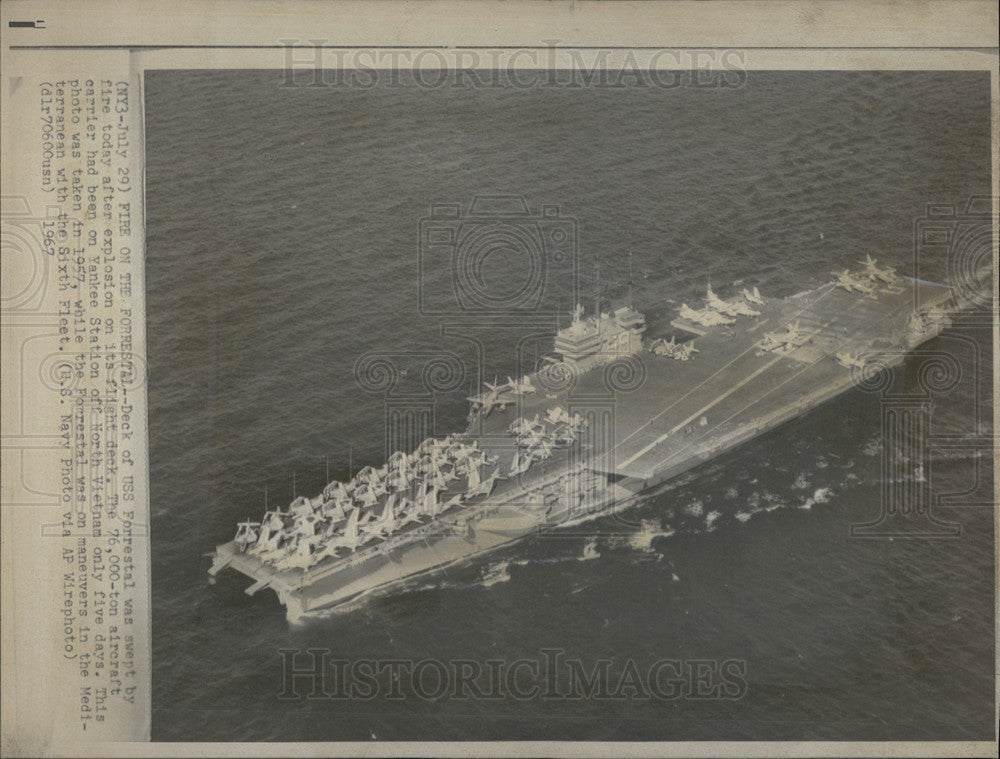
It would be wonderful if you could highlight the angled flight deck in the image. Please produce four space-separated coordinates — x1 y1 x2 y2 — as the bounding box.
478 278 952 484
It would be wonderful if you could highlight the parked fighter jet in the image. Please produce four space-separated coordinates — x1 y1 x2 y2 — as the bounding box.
323 480 349 502
233 520 261 551
360 494 395 536
705 285 743 317
288 496 312 518
465 468 500 499
465 458 482 490
248 511 286 556
275 530 329 570
530 439 554 461
341 506 364 546
679 342 699 360
679 303 736 327
467 383 513 418
421 485 442 518
721 295 761 317
741 286 765 306
505 375 537 395
397 498 424 527
441 493 465 512
354 466 377 485
673 341 698 360
859 254 898 285
438 464 460 484
291 513 322 539
651 336 700 360
649 336 674 356
762 321 809 352
509 413 544 437
545 405 569 426
353 484 379 509
320 496 349 522
517 428 548 450
312 539 343 563
551 424 579 446
385 466 411 492
316 508 365 556
832 269 877 296
508 448 533 477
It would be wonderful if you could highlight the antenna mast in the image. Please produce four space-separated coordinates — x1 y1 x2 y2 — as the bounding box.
594 255 601 319
627 251 633 310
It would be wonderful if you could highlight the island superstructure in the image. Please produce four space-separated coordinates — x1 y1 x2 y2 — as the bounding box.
209 254 968 620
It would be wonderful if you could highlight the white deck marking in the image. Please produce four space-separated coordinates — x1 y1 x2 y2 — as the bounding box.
611 286 835 463
650 352 830 473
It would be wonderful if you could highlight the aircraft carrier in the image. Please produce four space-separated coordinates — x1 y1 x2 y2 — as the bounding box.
209 256 970 621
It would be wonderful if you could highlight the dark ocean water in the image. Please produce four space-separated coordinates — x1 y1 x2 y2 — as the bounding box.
144 70 994 741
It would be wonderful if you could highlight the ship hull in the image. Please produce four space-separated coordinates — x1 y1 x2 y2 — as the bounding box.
210 480 643 620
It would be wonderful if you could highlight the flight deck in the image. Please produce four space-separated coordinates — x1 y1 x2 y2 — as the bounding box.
210 262 965 619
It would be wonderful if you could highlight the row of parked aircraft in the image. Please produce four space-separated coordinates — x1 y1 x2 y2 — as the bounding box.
649 335 699 361
678 284 765 328
757 257 902 360
834 256 903 371
232 434 504 570
467 374 537 419
233 399 592 571
506 405 588 476
832 255 900 296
